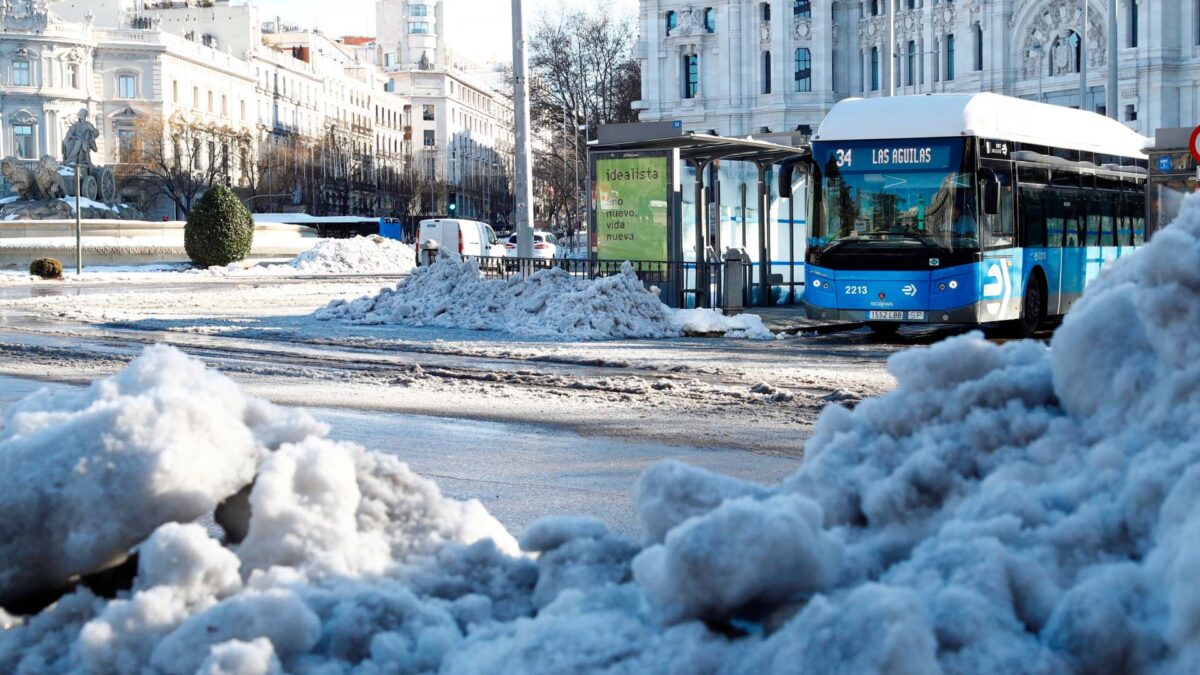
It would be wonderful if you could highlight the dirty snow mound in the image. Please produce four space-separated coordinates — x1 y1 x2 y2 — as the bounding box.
279 235 414 275
6 194 1200 672
316 254 773 340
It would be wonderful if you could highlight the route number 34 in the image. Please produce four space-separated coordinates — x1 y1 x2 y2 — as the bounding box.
835 149 854 168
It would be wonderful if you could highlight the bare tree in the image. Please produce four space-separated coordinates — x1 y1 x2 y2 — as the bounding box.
124 113 251 216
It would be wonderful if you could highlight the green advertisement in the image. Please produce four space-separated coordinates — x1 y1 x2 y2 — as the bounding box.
595 156 669 261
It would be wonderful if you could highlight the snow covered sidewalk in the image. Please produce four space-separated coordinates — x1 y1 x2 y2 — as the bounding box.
316 254 775 340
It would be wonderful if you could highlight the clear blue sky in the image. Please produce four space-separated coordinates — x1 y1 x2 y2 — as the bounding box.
251 0 640 64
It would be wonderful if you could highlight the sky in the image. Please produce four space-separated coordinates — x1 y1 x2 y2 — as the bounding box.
250 0 640 65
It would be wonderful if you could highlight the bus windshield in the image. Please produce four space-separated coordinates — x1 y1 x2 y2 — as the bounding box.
811 138 979 253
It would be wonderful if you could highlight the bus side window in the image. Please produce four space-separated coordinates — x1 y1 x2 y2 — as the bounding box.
1100 196 1116 246
1085 194 1101 246
1046 188 1065 248
1019 186 1047 248
1116 192 1133 246
1131 192 1146 245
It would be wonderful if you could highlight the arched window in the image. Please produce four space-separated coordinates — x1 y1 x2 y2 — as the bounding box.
794 48 812 91
946 33 956 80
1127 0 1138 48
973 23 983 71
666 11 677 36
762 51 772 94
683 53 699 99
906 40 916 86
871 46 880 91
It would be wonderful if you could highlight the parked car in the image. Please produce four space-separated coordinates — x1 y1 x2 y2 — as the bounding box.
417 219 505 263
503 232 560 259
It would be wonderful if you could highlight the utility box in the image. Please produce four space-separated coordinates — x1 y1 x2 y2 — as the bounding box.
723 247 751 313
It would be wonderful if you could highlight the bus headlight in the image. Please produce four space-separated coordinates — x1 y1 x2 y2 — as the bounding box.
949 280 959 290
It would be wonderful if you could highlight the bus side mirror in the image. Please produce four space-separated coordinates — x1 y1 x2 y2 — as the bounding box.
778 163 796 199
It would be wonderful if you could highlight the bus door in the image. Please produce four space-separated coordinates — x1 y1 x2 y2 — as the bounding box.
1058 187 1086 313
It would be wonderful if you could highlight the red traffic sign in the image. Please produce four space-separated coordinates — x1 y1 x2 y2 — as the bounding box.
1189 126 1200 164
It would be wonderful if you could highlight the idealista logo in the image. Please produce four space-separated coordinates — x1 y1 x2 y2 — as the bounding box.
604 167 661 182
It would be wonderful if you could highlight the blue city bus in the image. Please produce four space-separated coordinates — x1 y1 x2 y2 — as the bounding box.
801 93 1150 336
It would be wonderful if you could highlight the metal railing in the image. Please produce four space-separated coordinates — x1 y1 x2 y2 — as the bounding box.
465 256 725 310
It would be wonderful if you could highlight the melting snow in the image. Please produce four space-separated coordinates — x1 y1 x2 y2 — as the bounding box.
315 254 775 341
3 194 1200 672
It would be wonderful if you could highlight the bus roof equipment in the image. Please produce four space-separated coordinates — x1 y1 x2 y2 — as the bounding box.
813 93 1149 159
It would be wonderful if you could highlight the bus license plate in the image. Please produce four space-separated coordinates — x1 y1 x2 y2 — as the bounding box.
868 311 904 321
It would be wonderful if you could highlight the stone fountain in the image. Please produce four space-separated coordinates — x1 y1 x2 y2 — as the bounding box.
0 108 143 220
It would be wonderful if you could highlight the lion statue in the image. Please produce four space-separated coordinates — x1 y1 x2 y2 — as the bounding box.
1 156 38 200
34 155 66 200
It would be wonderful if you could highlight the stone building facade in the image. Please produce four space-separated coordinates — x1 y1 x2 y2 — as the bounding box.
635 0 1200 139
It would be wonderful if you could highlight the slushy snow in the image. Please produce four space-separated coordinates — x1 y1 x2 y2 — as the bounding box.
315 254 774 340
5 194 1200 672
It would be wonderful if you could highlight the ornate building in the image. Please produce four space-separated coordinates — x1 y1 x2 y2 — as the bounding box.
635 0 1197 139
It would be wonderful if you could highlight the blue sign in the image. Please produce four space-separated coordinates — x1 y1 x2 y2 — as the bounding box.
814 138 961 173
1158 156 1173 172
671 120 683 129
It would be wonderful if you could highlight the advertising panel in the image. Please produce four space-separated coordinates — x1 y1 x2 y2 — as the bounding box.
595 155 669 261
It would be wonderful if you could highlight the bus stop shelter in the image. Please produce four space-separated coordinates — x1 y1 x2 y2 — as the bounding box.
589 124 810 308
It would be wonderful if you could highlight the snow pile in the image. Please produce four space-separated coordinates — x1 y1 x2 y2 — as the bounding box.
208 236 415 276
270 235 414 275
316 254 774 340
5 195 1200 672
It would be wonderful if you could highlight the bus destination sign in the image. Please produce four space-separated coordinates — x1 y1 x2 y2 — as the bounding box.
816 139 959 172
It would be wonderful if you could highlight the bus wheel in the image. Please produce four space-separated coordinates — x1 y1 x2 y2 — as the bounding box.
867 322 901 337
1015 276 1044 338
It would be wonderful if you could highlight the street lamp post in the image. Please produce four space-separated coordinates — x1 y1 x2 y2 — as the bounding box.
74 163 82 275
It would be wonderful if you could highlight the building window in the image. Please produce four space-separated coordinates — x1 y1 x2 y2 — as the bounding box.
704 8 716 33
946 34 956 81
907 0 916 8
871 0 880 16
666 11 677 35
409 21 429 34
906 40 915 86
1125 104 1137 121
794 48 812 92
871 46 879 91
207 90 214 112
411 4 428 16
423 104 435 120
172 80 179 103
423 129 435 146
384 52 396 67
12 59 30 86
193 86 199 108
118 74 137 98
761 2 770 22
117 128 136 162
222 94 228 116
762 51 772 94
683 53 699 98
973 24 983 71
67 63 79 89
1127 0 1138 48
794 0 811 18
13 123 35 159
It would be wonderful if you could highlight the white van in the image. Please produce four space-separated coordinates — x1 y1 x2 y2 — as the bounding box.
417 219 505 263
